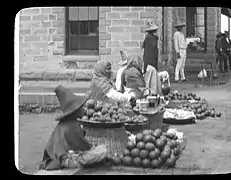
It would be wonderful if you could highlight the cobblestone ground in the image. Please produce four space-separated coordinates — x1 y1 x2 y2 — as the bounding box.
18 86 231 175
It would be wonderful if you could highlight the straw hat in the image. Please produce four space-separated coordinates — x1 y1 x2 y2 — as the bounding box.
174 20 186 28
145 20 158 32
55 85 89 121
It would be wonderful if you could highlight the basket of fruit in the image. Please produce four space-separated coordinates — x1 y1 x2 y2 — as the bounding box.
79 99 131 156
78 99 130 128
163 108 196 125
108 129 187 169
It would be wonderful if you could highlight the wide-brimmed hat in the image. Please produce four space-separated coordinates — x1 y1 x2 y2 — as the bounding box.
216 32 222 38
118 50 128 66
224 31 229 36
55 85 89 121
145 20 158 32
174 20 186 28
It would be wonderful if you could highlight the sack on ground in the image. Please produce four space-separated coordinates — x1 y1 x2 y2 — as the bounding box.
198 69 207 78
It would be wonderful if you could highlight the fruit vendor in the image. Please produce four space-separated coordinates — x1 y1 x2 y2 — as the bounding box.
86 59 136 105
173 21 187 83
39 85 108 171
142 20 159 73
115 50 128 92
120 55 146 99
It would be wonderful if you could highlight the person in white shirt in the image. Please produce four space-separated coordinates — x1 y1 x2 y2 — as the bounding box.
115 50 128 92
88 59 135 105
158 71 170 87
173 21 187 83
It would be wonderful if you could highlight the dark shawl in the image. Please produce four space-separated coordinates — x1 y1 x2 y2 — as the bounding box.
121 55 146 98
142 33 159 71
88 60 115 103
39 117 91 170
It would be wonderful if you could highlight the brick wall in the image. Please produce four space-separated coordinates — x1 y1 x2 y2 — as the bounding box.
19 7 65 72
19 6 221 75
99 6 162 70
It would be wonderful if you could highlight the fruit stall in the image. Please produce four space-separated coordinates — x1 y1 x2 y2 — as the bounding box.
75 86 223 171
163 90 222 124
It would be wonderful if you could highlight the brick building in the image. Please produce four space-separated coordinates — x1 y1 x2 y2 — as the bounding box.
18 7 231 80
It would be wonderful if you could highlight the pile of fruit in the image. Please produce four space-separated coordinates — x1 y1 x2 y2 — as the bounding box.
80 99 130 123
165 91 222 120
109 129 184 169
126 115 149 125
164 91 201 101
182 102 221 120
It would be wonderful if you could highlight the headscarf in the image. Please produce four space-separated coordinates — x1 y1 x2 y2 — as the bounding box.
126 55 144 74
89 60 114 101
122 55 146 89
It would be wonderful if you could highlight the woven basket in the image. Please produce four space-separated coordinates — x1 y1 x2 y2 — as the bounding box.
84 126 128 156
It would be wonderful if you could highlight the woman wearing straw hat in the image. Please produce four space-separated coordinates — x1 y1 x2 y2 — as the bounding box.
173 20 187 83
39 85 108 171
142 20 159 73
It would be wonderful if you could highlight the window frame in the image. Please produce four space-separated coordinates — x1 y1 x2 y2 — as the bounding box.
65 7 99 55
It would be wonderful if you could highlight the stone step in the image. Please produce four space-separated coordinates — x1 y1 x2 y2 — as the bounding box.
20 81 90 93
19 81 90 105
19 69 94 81
19 92 86 106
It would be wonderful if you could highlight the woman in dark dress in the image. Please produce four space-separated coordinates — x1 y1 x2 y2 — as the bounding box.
39 85 108 171
142 20 159 73
121 55 146 99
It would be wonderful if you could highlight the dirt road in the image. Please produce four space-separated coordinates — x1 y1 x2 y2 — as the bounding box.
18 87 231 174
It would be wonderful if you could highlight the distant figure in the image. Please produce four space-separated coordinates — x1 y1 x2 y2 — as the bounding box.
173 21 187 83
142 20 159 73
215 32 226 73
159 71 171 87
223 31 231 71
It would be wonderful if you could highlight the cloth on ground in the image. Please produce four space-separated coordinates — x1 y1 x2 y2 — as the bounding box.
61 145 108 169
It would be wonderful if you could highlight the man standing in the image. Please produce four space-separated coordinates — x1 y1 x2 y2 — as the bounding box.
215 32 226 73
173 21 187 83
142 20 159 73
223 31 231 71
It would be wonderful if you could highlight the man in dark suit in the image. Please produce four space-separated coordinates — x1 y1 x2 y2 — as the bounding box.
224 31 231 70
215 33 225 73
221 32 231 71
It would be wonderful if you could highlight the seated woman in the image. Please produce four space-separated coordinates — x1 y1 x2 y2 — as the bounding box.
39 85 108 171
120 55 146 99
87 59 135 104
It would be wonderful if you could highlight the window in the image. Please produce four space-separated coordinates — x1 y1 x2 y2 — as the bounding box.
66 7 99 55
186 7 207 53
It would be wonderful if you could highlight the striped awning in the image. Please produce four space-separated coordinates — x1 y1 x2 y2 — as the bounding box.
221 8 231 17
